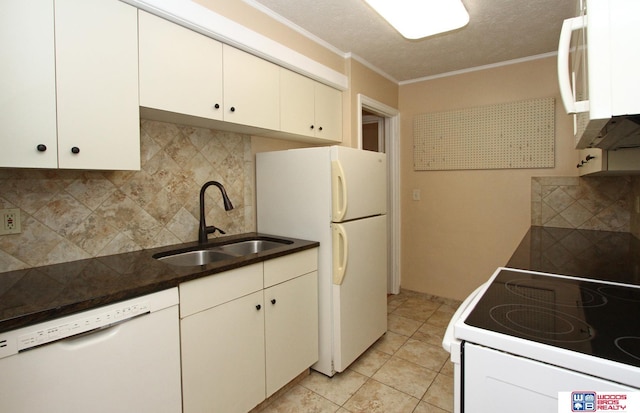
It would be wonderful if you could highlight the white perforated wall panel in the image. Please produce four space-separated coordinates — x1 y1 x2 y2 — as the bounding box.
413 98 555 171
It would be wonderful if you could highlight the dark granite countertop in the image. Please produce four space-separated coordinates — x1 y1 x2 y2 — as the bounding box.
0 233 318 334
507 226 640 286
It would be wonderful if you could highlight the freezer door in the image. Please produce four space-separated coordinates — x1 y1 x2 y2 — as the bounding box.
332 214 387 372
331 147 386 222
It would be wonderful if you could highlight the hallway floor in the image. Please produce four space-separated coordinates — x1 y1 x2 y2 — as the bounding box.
257 290 461 413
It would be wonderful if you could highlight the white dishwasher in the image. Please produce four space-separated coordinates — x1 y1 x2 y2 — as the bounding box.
0 288 182 413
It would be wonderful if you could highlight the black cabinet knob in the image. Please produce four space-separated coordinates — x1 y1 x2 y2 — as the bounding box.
271 299 276 305
318 126 323 131
255 304 261 310
310 125 314 130
214 103 220 109
36 144 47 152
230 106 236 112
71 147 80 154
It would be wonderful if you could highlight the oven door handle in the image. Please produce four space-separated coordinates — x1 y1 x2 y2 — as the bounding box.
442 282 488 355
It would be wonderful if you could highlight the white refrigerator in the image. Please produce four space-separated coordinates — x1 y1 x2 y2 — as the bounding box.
256 146 387 377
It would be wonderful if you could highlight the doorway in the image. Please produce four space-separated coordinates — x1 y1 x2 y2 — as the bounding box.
357 94 400 294
362 110 385 153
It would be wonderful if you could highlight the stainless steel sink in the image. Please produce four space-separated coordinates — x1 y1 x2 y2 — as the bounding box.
216 239 289 256
153 237 292 266
155 249 235 266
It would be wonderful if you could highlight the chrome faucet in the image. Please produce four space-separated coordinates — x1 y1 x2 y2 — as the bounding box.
198 181 234 244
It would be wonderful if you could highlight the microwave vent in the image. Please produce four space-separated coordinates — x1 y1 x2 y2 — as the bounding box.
591 115 640 150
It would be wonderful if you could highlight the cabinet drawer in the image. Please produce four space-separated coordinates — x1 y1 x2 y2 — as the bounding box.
179 263 262 318
264 248 318 288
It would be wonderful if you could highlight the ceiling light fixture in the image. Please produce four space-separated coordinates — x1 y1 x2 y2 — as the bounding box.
363 0 469 40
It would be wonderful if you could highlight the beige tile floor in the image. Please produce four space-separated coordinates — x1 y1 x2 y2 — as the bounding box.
257 290 462 413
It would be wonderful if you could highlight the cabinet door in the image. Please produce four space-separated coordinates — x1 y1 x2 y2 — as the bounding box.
181 290 266 413
264 272 318 397
55 0 140 170
223 45 280 130
280 69 315 137
139 11 223 121
314 82 343 142
0 0 57 168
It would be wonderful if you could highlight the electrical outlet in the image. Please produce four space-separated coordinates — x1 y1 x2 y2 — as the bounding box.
412 189 421 201
0 208 21 235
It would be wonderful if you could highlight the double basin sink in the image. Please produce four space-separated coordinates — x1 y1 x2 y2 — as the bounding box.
153 237 292 266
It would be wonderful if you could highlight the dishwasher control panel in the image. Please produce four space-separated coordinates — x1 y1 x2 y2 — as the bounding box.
18 301 150 351
0 299 150 359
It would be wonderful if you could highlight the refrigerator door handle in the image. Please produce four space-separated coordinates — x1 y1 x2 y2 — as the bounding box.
331 161 348 221
332 223 348 285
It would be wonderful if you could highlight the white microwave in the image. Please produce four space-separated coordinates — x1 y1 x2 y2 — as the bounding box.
558 0 640 150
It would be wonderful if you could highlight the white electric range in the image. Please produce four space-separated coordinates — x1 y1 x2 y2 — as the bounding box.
443 267 640 413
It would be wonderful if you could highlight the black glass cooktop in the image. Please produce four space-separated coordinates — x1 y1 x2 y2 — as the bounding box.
464 269 640 368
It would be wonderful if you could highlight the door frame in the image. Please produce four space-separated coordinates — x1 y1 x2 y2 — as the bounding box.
357 94 400 294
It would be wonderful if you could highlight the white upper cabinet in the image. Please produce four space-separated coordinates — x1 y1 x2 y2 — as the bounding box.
55 0 140 170
0 0 140 170
0 0 58 168
223 45 280 131
139 11 224 121
280 69 316 137
180 264 266 413
280 69 342 142
314 81 343 142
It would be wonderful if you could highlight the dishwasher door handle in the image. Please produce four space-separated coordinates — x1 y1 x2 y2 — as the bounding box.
19 311 150 353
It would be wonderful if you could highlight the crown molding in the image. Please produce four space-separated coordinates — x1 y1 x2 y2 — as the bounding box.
399 52 558 85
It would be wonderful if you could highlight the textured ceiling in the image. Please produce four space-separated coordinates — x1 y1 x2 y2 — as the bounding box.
246 0 576 82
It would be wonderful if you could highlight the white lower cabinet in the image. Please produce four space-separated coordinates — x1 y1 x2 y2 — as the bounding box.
181 289 265 413
265 271 318 397
179 248 318 413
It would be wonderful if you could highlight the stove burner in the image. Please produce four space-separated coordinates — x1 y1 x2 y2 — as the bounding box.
489 304 595 342
505 278 607 308
598 286 640 303
615 337 640 361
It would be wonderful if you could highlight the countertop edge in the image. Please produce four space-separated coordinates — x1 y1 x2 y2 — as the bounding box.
0 233 319 334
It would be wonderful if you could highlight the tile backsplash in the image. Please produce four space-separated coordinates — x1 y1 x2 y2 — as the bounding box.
0 120 254 272
531 176 631 232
